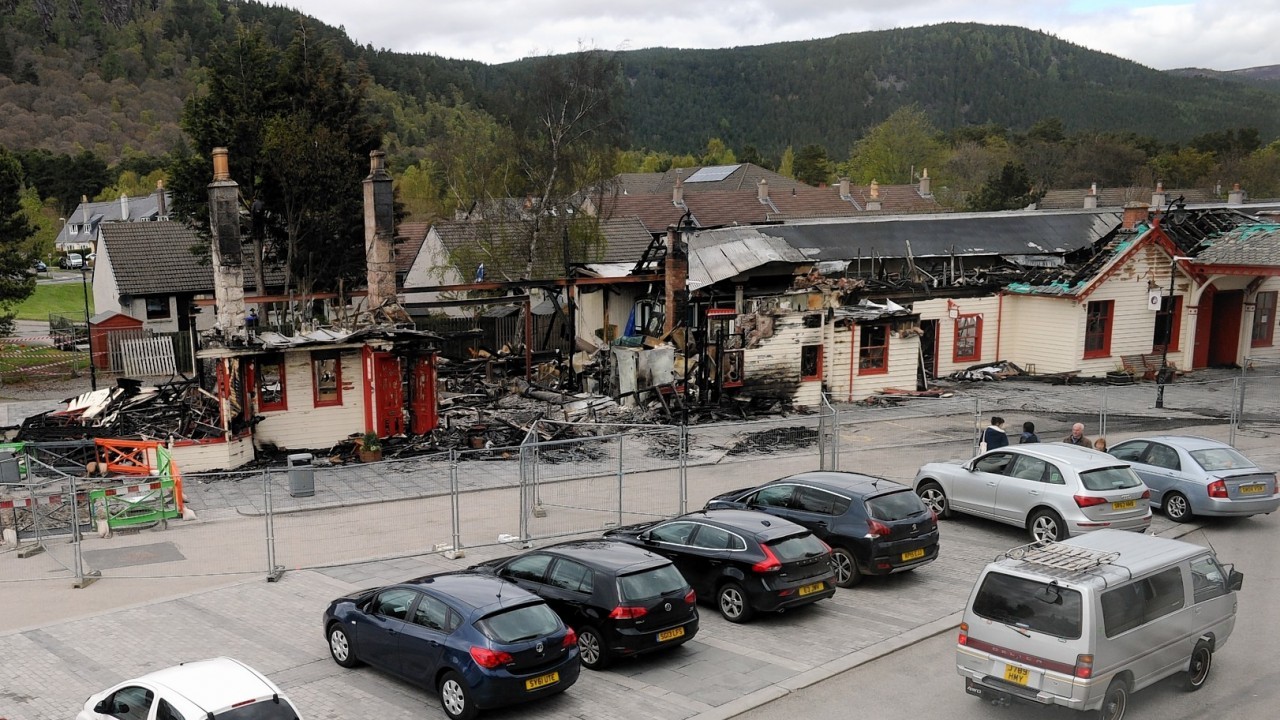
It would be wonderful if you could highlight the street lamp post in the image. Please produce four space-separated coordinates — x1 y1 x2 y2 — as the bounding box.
1154 195 1189 409
80 264 97 391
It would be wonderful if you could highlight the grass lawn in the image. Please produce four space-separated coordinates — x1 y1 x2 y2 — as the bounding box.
0 342 90 380
12 281 94 322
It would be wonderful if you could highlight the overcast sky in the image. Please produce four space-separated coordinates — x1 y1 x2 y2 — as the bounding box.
285 0 1276 72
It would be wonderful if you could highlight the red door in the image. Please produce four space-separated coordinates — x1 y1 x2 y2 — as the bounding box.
1209 290 1244 367
1193 288 1215 369
410 355 438 435
374 353 404 437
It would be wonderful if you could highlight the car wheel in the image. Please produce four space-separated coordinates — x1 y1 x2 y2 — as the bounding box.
1028 509 1067 543
1096 678 1128 720
717 581 755 623
577 625 611 670
439 670 476 720
327 624 359 668
830 547 863 588
1182 642 1212 691
1163 492 1193 523
916 481 951 518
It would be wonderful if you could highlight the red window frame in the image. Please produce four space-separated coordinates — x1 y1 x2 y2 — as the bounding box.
312 351 343 407
857 324 888 375
1083 300 1114 359
953 314 982 363
801 344 823 381
257 354 287 412
1253 291 1277 347
1153 296 1183 353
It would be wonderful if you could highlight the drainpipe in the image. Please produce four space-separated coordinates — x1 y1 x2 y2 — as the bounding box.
995 291 1004 362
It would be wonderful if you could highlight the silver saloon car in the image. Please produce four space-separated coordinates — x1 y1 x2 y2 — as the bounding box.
1110 435 1279 522
913 443 1152 542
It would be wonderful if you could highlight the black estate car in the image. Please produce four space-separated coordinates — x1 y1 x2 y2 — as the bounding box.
471 540 698 670
323 572 580 720
604 509 836 623
706 472 939 588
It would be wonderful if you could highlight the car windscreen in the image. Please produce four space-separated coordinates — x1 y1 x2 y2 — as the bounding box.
214 699 301 720
765 533 827 561
866 490 928 521
972 571 1082 639
618 564 687 601
475 603 561 643
1189 447 1255 472
1078 466 1143 491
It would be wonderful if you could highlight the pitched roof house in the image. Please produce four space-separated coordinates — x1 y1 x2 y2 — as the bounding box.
56 186 171 252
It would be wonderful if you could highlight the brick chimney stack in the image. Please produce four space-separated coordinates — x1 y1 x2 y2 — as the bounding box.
867 180 882 211
918 168 931 197
838 177 851 199
757 178 769 202
1228 183 1245 205
663 225 689 337
155 180 167 218
1152 181 1166 210
1084 182 1098 209
1121 201 1149 230
208 148 246 337
673 169 684 205
363 150 398 315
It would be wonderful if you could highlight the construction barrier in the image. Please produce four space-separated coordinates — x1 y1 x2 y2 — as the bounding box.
87 477 181 529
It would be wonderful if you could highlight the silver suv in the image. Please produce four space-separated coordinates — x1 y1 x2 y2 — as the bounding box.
913 443 1151 542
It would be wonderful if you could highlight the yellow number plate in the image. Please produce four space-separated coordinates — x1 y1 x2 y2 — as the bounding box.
658 627 685 642
1240 484 1265 495
798 581 825 596
902 548 926 561
1003 664 1030 686
525 672 559 691
1111 499 1137 510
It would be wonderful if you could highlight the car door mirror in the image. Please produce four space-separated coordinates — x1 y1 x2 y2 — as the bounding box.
638 531 653 544
94 700 111 714
1227 567 1244 591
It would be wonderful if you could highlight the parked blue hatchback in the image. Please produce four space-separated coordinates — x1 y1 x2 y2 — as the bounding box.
323 572 580 720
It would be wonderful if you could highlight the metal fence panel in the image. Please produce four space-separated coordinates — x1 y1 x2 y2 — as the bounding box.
1240 358 1280 432
452 445 523 552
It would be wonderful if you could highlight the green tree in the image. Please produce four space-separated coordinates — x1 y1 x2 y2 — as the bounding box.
793 144 831 186
395 159 444 221
966 162 1041 211
841 105 947 184
0 147 38 334
1150 147 1216 188
738 144 765 168
700 138 736 166
778 146 795 178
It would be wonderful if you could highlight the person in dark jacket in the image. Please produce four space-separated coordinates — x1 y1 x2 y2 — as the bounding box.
982 416 1009 451
1063 423 1091 446
1019 421 1040 444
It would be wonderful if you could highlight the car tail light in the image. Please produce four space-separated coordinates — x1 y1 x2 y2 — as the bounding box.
1140 489 1151 500
930 509 939 525
958 621 969 646
1208 479 1228 499
609 605 649 619
1074 495 1107 508
1074 653 1094 679
562 627 577 648
684 589 696 604
752 544 782 573
867 519 891 537
469 646 513 669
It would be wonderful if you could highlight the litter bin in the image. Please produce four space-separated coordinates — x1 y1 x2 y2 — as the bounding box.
287 453 315 498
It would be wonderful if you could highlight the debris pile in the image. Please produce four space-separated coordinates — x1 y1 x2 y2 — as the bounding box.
17 378 230 442
725 426 819 456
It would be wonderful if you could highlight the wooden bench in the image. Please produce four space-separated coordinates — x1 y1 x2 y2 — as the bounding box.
1119 353 1164 381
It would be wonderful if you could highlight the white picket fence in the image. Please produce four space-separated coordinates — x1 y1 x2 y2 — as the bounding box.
118 336 177 376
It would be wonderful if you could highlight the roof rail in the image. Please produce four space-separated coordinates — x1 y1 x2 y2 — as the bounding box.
1002 540 1119 574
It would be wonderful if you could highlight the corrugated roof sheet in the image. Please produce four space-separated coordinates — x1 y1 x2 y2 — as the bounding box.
688 227 809 288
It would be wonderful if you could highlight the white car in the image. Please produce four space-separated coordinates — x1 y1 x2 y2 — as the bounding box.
913 442 1152 542
77 657 302 720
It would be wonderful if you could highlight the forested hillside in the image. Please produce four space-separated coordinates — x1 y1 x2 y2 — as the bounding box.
3 1 1279 164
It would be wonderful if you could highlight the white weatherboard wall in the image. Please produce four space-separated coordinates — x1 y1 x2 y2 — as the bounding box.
254 349 365 449
1075 244 1187 377
1246 277 1280 364
914 296 1002 377
827 322 919 402
1001 294 1081 374
170 436 255 472
741 312 824 408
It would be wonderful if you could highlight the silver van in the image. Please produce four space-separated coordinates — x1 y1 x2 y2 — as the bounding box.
956 529 1243 720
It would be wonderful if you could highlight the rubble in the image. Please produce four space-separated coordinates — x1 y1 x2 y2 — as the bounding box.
16 378 230 443
725 426 819 456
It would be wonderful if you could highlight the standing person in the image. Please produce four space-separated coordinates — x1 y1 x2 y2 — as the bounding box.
1094 437 1109 453
982 416 1009 452
1063 423 1091 446
1019 421 1040 444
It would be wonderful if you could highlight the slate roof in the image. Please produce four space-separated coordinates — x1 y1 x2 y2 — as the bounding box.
1038 186 1217 210
395 222 431 275
100 221 285 296
611 164 804 195
597 217 655 264
57 191 171 247
1193 223 1280 267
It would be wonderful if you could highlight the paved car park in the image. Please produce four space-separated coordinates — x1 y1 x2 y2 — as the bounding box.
1 373 1277 720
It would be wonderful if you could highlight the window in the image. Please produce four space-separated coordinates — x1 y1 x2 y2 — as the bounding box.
410 594 452 632
649 521 697 545
547 560 593 594
751 485 794 509
1084 300 1114 358
619 565 686 602
1146 443 1181 471
503 554 552 582
312 351 342 406
145 297 171 320
857 324 888 374
106 686 154 720
691 524 735 550
372 588 416 620
1110 441 1148 463
1078 466 1144 491
1190 556 1229 604
800 344 823 381
954 314 982 363
974 451 1015 475
973 571 1083 639
794 487 842 515
1253 291 1277 347
1009 456 1050 482
1153 296 1182 352
256 355 286 412
156 698 187 720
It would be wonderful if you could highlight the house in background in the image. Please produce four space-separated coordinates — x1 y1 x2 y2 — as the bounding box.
55 184 171 254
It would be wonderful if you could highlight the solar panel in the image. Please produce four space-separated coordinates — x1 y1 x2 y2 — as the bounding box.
685 164 742 183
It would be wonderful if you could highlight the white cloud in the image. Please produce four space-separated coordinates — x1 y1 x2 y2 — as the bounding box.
286 0 1277 70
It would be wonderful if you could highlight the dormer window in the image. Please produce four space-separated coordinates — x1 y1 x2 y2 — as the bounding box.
70 225 79 235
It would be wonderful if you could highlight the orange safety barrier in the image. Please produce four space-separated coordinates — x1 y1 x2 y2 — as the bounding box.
94 439 185 514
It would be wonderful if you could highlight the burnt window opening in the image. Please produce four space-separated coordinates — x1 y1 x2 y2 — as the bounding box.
801 344 823 380
858 324 888 374
312 351 342 407
257 354 287 412
802 313 822 328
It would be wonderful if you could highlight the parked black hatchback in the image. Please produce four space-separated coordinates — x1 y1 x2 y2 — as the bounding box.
471 540 698 670
604 509 836 623
706 472 939 588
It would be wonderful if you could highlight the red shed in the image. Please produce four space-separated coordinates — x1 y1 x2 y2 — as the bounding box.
88 311 143 370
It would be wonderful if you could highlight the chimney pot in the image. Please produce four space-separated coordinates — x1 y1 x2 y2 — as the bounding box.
212 147 231 181
1228 183 1245 205
918 169 931 197
757 178 769 201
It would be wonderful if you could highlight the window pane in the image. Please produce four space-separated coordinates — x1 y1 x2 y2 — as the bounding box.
618 565 686 601
1190 556 1229 604
504 554 552 582
373 588 416 620
973 571 1083 639
258 355 285 409
649 522 696 545
313 353 340 404
547 560 592 593
859 325 887 370
692 524 733 550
